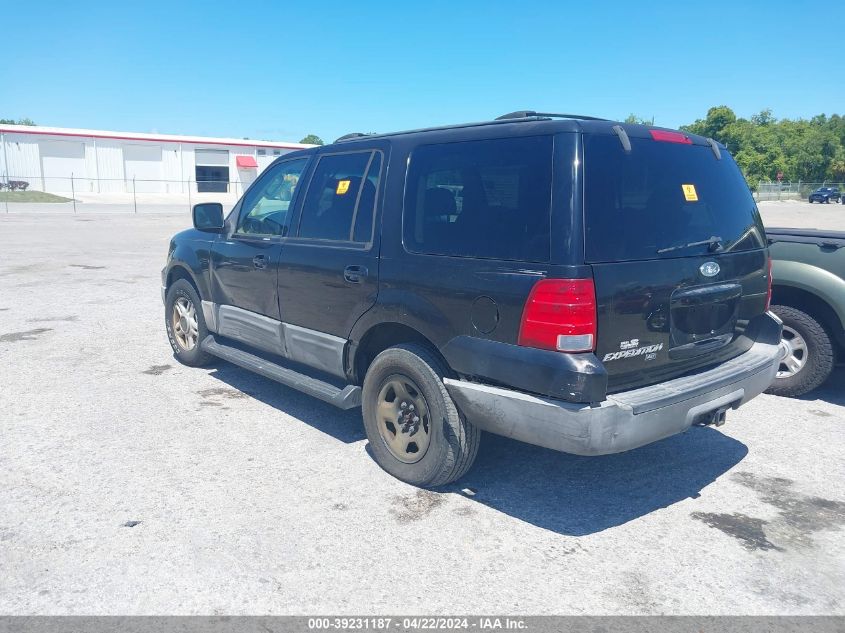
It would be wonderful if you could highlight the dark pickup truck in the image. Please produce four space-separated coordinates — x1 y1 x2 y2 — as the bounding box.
767 228 845 396
807 187 841 204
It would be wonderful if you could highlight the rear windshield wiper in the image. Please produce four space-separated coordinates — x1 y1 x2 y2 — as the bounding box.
657 236 724 254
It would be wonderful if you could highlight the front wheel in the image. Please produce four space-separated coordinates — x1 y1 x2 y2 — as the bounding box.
766 305 834 397
164 279 214 367
362 343 480 487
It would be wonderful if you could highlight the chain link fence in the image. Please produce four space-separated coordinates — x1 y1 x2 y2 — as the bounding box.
4 173 845 213
0 175 249 214
755 181 845 202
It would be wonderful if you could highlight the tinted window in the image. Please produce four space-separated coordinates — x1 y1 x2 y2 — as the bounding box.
584 135 765 262
404 136 553 261
298 151 380 242
237 158 308 236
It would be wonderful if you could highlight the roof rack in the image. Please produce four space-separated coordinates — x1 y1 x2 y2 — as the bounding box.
330 112 607 145
495 110 610 122
335 132 373 143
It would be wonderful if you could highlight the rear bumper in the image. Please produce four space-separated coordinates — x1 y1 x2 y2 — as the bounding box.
444 312 782 456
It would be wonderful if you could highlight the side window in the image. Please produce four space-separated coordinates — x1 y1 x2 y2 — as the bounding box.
403 136 553 262
236 158 308 236
298 151 381 243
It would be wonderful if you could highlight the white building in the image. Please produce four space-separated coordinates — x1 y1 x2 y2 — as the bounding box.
0 124 311 195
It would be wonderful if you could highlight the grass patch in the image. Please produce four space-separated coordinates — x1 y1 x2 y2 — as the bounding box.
0 191 74 203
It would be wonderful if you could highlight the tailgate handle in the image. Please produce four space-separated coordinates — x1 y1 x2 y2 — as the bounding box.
672 283 741 306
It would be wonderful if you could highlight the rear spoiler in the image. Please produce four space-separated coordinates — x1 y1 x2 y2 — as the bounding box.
608 125 723 159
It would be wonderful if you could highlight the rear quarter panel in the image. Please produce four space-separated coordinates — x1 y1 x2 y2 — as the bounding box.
770 241 845 336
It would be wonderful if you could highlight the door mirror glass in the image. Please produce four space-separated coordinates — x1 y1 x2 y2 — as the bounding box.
192 202 225 232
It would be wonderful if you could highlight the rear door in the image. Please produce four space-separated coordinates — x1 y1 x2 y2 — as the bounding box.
276 145 386 340
583 131 768 393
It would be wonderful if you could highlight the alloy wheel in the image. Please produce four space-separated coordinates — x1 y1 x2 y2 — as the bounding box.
777 324 807 378
171 296 199 351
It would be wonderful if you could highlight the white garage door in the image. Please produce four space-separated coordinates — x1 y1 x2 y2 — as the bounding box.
41 140 86 193
124 144 163 193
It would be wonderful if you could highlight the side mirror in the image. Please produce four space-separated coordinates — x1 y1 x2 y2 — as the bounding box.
192 202 225 232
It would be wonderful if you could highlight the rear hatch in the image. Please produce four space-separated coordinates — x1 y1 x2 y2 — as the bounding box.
583 129 769 393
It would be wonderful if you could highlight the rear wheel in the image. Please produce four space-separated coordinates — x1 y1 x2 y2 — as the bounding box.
766 305 834 397
362 343 480 487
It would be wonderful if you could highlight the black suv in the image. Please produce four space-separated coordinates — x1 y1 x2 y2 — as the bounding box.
162 111 782 486
808 187 841 203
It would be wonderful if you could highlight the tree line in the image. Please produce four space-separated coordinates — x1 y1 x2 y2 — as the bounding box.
679 106 845 186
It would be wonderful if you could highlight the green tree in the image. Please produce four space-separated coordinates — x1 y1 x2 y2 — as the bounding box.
623 113 654 125
299 134 324 145
681 105 736 142
0 117 36 125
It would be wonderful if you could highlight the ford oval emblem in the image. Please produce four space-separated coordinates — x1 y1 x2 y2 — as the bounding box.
700 261 720 277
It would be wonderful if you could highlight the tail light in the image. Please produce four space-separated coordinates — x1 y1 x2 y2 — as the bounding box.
649 129 692 144
518 278 597 353
765 257 773 310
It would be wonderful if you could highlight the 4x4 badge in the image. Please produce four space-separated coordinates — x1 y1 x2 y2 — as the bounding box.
700 261 720 277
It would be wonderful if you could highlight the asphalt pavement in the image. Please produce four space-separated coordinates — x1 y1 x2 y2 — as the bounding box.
0 212 842 615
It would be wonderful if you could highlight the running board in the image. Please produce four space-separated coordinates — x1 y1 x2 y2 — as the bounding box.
200 335 361 409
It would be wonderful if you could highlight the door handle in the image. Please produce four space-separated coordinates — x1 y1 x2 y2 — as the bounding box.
343 265 368 284
253 255 268 269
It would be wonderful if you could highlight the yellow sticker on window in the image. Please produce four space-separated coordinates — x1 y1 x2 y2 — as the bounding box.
682 184 698 202
336 179 351 195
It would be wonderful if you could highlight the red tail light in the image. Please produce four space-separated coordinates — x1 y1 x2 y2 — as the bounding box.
650 129 692 144
765 257 773 310
518 278 597 353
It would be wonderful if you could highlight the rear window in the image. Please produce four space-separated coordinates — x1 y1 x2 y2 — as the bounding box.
584 135 765 262
404 136 553 262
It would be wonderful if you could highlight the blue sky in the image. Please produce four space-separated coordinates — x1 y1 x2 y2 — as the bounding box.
2 0 842 143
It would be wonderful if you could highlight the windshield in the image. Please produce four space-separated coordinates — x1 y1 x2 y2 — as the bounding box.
583 135 765 262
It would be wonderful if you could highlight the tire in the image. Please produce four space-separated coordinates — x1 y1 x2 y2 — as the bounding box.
362 343 480 487
766 305 834 397
164 279 214 367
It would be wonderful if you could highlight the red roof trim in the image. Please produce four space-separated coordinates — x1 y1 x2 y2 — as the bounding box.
0 126 304 150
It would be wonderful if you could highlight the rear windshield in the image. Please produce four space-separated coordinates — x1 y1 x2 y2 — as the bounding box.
584 135 765 262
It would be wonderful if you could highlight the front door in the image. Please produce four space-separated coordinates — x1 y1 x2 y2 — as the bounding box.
210 157 311 320
277 147 385 341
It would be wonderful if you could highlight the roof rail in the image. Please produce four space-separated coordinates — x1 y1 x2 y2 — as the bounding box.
495 110 610 122
334 132 373 143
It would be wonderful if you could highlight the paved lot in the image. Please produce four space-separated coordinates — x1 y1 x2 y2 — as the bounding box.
757 199 844 231
0 214 843 615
